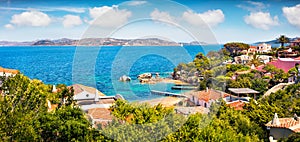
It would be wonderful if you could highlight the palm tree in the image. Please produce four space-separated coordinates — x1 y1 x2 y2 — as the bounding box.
277 35 290 48
248 54 262 67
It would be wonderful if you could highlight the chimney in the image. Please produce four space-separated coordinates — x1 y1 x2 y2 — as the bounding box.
271 113 280 126
52 85 57 93
206 87 209 92
294 113 299 121
94 88 99 102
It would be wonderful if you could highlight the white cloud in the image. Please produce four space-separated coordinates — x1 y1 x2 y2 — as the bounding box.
244 12 279 30
182 9 225 27
10 10 51 27
88 5 132 27
283 4 300 28
150 9 176 24
237 1 268 12
62 15 82 28
4 24 14 29
127 1 147 6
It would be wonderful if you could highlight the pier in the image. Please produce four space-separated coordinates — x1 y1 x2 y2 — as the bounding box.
150 90 187 98
171 86 197 90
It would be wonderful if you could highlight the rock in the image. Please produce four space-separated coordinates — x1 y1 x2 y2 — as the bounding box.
155 73 160 78
137 73 152 80
119 75 131 82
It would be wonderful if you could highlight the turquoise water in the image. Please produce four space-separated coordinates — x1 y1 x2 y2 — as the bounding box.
0 45 222 101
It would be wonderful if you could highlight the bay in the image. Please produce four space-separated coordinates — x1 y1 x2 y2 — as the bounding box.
0 45 222 101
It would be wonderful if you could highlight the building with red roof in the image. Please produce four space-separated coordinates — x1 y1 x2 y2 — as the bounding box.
266 113 300 140
0 66 19 77
187 88 229 108
226 101 245 110
247 46 257 54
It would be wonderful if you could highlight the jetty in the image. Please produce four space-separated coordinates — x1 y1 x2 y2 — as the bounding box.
150 90 187 98
171 86 197 90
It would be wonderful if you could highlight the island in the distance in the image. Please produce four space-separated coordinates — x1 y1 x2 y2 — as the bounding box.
0 38 206 46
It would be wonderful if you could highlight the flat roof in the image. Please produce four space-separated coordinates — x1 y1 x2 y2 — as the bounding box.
228 88 259 94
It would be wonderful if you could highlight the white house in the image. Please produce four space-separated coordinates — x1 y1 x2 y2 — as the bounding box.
71 84 105 101
234 55 251 64
257 43 272 53
257 55 273 64
0 66 19 77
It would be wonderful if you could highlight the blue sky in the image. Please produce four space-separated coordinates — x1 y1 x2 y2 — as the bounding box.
0 0 299 44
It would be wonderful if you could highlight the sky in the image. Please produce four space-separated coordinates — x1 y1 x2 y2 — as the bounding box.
0 0 299 44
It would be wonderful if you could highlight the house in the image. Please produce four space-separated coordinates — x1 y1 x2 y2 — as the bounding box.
69 84 124 127
87 108 114 128
188 88 229 108
0 67 19 93
0 66 19 77
226 101 245 110
257 55 273 64
257 43 272 53
234 55 251 64
248 46 257 54
290 38 300 47
278 48 298 58
70 84 124 110
266 113 300 141
228 88 259 99
72 84 105 101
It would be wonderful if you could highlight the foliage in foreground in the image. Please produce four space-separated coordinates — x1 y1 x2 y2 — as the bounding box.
1 73 300 141
100 100 263 142
0 74 98 141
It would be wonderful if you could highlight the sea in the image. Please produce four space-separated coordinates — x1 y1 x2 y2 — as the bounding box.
0 45 222 101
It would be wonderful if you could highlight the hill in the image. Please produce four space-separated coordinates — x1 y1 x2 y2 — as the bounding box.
254 37 299 45
0 38 206 46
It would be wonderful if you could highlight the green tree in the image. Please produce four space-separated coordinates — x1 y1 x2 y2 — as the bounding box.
224 42 250 56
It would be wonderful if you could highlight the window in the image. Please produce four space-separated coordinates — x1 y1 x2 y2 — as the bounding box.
86 94 89 97
204 103 207 108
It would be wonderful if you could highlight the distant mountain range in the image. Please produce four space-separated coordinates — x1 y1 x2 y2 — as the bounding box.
0 38 206 46
254 37 299 45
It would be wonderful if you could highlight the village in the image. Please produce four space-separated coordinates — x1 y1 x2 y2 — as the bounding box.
1 36 300 141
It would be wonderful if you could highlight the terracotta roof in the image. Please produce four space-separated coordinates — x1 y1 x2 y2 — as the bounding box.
227 101 245 110
190 89 230 102
0 66 19 74
71 84 105 96
266 117 300 132
88 108 113 120
249 46 257 49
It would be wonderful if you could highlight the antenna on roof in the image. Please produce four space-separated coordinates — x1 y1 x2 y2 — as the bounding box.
294 113 299 121
94 88 99 102
272 113 280 126
52 85 57 93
